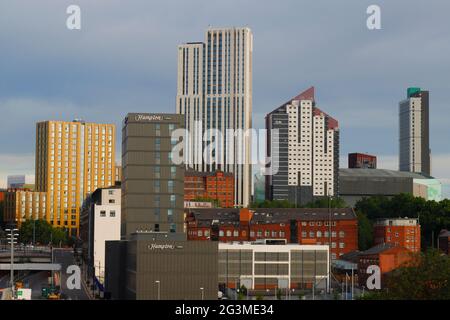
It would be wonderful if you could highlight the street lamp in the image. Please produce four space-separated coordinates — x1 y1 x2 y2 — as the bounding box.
200 287 204 301
155 280 161 300
6 228 19 298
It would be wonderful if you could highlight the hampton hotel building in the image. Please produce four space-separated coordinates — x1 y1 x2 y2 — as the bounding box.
33 120 116 236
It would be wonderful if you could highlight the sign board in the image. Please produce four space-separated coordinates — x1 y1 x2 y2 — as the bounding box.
16 288 32 300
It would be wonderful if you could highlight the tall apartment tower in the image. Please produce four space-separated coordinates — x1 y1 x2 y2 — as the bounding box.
35 120 116 236
399 88 430 176
121 113 185 238
265 87 339 205
176 27 253 207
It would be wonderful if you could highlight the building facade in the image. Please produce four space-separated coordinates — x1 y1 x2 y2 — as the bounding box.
348 153 377 169
35 120 116 236
374 218 421 253
219 242 329 291
358 244 413 288
80 186 121 284
184 170 234 208
339 168 442 206
105 233 219 300
4 190 47 227
265 87 339 205
399 88 430 176
176 27 253 207
121 113 185 238
186 208 357 260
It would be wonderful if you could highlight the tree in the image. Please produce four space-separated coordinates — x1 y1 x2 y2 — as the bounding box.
355 194 450 250
305 197 348 208
363 250 450 300
19 219 68 245
356 211 373 251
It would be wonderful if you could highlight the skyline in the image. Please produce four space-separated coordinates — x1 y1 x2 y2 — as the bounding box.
1 0 450 197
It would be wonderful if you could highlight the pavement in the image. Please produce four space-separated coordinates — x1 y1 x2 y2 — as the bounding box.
52 248 92 300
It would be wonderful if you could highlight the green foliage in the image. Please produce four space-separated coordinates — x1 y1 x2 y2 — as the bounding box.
355 194 450 249
18 219 68 246
356 211 373 251
255 294 263 300
363 250 450 300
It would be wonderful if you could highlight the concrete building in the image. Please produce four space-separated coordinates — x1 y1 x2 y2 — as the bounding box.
106 233 218 300
219 242 329 291
399 88 430 176
121 113 185 237
35 120 116 236
186 208 357 260
184 170 234 208
176 27 253 207
339 168 442 206
7 175 26 189
80 186 121 284
4 190 47 227
115 164 122 185
348 153 377 169
265 87 339 206
374 218 421 253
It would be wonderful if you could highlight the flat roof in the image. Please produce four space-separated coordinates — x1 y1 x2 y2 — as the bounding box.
339 168 433 179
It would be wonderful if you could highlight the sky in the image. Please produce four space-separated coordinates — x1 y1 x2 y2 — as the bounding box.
0 0 450 196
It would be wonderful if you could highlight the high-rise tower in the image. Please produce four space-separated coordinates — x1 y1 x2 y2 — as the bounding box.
35 120 116 236
399 88 430 176
176 27 253 207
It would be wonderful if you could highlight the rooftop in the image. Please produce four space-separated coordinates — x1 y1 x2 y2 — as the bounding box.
339 168 433 180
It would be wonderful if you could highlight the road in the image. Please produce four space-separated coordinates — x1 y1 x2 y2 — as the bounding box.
53 248 92 300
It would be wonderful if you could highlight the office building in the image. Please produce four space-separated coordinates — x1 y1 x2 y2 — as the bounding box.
121 113 185 237
7 175 26 189
399 88 430 175
253 172 266 204
348 153 377 169
4 190 47 227
35 120 116 236
374 218 421 253
115 164 122 185
219 242 329 291
186 207 358 260
265 87 339 205
80 186 121 285
184 170 234 208
339 168 442 206
176 27 253 207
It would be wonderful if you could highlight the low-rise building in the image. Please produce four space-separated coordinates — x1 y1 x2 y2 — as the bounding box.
358 243 412 288
105 232 219 300
339 169 442 206
374 218 421 252
4 189 47 227
80 186 121 285
186 208 358 260
219 242 329 291
438 230 450 255
184 170 234 208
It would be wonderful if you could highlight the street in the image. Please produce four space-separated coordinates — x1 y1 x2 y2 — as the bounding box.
52 248 91 300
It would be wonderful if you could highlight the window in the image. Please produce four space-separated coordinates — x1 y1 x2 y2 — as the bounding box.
109 199 115 204
219 230 224 237
226 230 231 237
339 231 345 238
302 231 307 238
100 210 106 217
339 242 345 249
154 181 160 192
110 210 116 217
170 195 176 207
167 209 173 222
309 231 315 238
233 230 238 237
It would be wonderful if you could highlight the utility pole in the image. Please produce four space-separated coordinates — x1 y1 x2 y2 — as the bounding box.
351 268 354 300
6 228 19 299
155 280 161 300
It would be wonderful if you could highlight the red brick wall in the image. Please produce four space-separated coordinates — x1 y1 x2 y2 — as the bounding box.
374 225 421 252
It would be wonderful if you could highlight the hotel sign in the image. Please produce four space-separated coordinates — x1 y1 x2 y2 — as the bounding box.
133 114 174 122
147 244 184 251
